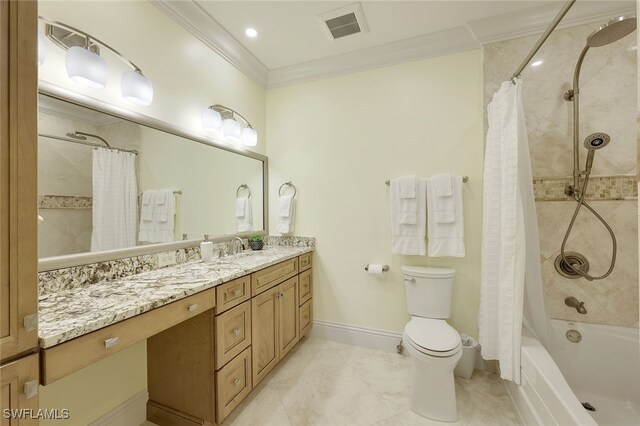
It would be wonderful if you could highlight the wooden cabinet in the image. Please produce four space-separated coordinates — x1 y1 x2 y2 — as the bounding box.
215 276 250 315
300 299 312 338
251 257 298 296
299 268 312 306
251 285 280 386
214 301 251 369
0 354 39 426
215 347 252 423
299 252 312 272
0 0 38 364
278 277 299 358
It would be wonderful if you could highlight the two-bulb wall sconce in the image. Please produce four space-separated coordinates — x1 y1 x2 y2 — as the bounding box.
37 17 258 147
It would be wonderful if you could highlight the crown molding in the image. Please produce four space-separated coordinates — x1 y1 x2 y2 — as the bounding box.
267 26 479 88
152 0 269 86
154 0 635 89
467 1 635 45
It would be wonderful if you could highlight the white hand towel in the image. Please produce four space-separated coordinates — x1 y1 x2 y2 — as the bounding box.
427 176 465 257
140 190 156 221
277 196 294 233
398 175 417 199
391 178 427 255
139 189 175 243
432 173 453 197
278 195 292 218
155 189 172 222
236 197 253 232
235 197 246 218
391 176 418 225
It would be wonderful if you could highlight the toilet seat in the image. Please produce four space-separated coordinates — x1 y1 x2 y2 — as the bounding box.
404 317 461 358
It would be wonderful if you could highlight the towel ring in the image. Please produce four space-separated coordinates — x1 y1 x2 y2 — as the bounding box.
236 184 251 198
278 181 297 198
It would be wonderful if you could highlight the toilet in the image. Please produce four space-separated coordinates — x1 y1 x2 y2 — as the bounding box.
402 266 462 422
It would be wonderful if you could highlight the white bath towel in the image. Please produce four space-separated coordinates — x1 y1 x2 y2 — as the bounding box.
277 195 294 234
431 173 453 197
140 190 156 221
138 188 175 243
426 176 465 257
391 178 427 255
236 197 253 232
392 176 418 225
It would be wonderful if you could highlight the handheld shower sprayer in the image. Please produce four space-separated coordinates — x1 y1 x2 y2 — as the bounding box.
583 132 610 174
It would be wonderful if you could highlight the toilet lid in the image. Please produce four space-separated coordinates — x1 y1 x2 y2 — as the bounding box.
404 317 461 354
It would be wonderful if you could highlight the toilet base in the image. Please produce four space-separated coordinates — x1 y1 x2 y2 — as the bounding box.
409 357 459 422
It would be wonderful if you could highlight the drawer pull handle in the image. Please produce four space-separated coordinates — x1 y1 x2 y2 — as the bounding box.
233 289 242 296
24 380 38 399
187 304 198 312
233 328 241 336
104 337 120 348
233 378 240 386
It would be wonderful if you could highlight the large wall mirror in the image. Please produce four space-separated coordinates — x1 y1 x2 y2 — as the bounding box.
38 88 266 263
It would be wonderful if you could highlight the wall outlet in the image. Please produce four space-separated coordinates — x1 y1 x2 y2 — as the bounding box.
157 251 177 268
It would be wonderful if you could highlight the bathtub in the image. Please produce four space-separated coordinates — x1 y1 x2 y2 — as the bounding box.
504 320 640 426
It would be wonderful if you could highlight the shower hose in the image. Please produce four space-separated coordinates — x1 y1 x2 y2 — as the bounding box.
560 173 617 281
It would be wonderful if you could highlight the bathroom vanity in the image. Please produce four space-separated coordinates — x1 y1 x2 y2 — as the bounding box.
38 245 314 425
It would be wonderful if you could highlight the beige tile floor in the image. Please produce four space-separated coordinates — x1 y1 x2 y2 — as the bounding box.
144 336 521 426
220 336 521 426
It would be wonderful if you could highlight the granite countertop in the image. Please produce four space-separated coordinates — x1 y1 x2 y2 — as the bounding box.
38 245 313 349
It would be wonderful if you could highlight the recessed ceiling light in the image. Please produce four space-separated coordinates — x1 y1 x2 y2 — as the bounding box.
245 28 258 38
531 60 543 67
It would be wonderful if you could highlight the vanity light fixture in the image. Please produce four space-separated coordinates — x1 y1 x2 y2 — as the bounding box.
203 104 258 146
38 16 154 105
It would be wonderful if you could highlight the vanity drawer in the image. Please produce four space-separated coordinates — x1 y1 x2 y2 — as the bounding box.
251 258 298 296
41 287 216 385
299 252 312 272
298 269 312 306
215 275 250 315
215 347 252 424
300 299 312 338
214 300 252 370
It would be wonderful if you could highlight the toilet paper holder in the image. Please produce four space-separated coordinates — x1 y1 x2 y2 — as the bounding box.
364 264 390 272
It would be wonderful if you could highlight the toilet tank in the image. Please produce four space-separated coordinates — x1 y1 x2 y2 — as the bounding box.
402 266 455 319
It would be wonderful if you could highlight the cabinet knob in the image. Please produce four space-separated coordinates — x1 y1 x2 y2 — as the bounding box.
24 380 38 399
233 289 242 296
233 378 240 386
233 328 241 336
104 337 120 348
23 314 38 332
187 304 198 312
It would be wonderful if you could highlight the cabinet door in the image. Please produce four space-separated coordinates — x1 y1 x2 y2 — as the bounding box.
299 299 312 338
278 277 299 359
0 0 38 362
251 286 279 386
298 269 312 306
0 353 39 426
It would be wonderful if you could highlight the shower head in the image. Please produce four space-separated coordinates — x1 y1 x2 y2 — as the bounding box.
583 132 610 174
583 132 610 150
587 15 636 47
65 132 87 141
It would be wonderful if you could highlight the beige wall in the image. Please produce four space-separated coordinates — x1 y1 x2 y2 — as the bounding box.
37 1 267 421
266 49 485 337
39 342 147 426
484 21 638 328
38 1 266 155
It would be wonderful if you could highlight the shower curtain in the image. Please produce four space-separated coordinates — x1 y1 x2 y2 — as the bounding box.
91 148 138 252
479 79 552 384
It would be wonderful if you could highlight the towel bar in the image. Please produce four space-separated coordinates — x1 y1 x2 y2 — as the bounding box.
385 176 469 185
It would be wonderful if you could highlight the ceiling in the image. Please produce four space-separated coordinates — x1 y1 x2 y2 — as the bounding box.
154 1 636 87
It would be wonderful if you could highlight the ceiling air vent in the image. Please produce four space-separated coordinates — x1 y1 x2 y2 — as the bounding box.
317 3 369 41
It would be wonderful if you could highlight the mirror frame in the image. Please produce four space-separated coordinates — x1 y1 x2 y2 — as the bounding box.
38 81 269 272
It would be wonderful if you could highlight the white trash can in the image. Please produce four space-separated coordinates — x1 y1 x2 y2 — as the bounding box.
454 334 478 379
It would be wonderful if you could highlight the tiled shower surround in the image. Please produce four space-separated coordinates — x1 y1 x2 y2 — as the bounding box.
485 21 638 327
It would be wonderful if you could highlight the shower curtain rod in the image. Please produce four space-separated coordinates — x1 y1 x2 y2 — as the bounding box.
511 0 576 83
39 133 138 155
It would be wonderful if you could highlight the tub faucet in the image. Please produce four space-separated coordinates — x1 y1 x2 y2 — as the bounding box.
565 296 587 314
228 237 245 255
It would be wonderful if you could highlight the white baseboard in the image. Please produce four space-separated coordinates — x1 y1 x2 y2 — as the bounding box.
309 319 403 353
88 389 148 426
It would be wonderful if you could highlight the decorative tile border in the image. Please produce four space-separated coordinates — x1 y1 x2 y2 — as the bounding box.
38 195 92 209
533 176 637 201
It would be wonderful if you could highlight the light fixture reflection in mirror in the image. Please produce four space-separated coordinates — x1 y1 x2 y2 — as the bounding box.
204 104 257 147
